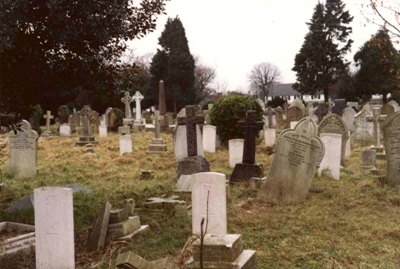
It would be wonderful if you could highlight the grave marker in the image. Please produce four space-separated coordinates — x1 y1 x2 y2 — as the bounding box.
42 110 54 136
318 133 342 180
318 114 348 163
202 125 217 153
228 139 244 168
382 112 400 185
132 91 144 126
76 106 98 146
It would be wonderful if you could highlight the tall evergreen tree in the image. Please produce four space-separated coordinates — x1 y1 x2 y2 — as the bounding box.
354 29 400 103
148 17 196 112
292 0 353 102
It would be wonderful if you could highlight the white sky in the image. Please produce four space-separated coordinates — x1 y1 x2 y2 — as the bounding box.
128 0 380 92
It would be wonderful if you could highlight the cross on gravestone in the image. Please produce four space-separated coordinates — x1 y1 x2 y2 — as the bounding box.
43 111 54 133
240 111 264 164
132 91 144 125
121 91 133 119
178 106 205 157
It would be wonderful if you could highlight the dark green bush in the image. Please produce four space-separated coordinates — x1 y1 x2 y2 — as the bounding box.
266 97 285 108
31 104 43 135
58 105 71 123
210 95 262 145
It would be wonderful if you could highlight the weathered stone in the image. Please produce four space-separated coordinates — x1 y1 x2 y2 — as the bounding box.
148 110 167 153
120 134 133 155
109 208 129 224
315 103 329 123
360 148 376 169
107 216 141 238
229 139 244 168
121 91 134 125
174 125 204 161
176 156 210 179
87 201 111 251
177 106 205 157
144 197 186 214
258 118 324 204
42 110 54 136
287 104 304 124
202 125 217 153
342 107 356 132
192 172 227 235
99 125 107 137
382 112 400 185
76 105 98 146
60 123 71 136
116 251 179 269
352 108 374 145
264 128 276 147
318 133 342 180
381 103 395 116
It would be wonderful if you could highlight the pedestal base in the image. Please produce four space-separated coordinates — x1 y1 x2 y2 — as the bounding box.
230 163 264 183
147 139 167 153
76 136 98 146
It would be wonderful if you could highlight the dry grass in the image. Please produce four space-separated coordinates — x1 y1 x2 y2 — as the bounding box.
0 131 399 268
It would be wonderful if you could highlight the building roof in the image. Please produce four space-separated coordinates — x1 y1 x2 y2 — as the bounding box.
269 83 301 97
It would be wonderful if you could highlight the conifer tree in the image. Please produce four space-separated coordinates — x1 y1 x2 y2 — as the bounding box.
292 0 353 102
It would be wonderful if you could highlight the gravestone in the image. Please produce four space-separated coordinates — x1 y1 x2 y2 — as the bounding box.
258 118 324 204
99 119 107 137
132 91 144 126
388 100 399 112
192 172 227 235
76 106 98 146
274 107 285 129
34 187 74 269
8 123 38 178
228 139 244 168
69 112 80 133
202 125 217 153
176 106 210 178
332 99 347 116
382 112 400 185
345 131 351 159
352 108 373 145
264 107 276 128
287 104 304 124
148 110 167 153
342 107 356 132
381 103 395 116
42 110 54 136
60 123 71 136
121 91 134 125
318 133 342 180
90 110 100 134
120 134 133 155
87 201 111 251
360 148 376 169
318 114 348 163
315 103 329 123
264 128 276 147
230 111 264 182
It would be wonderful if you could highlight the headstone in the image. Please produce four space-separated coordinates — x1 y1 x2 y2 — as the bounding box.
352 108 373 145
264 107 276 128
315 103 329 123
99 125 107 138
318 114 349 163
274 107 285 129
372 106 383 147
60 123 71 136
192 172 227 235
318 133 342 180
89 110 100 133
202 125 217 153
148 110 167 153
388 100 399 112
342 107 357 132
42 110 54 136
132 91 144 126
264 128 276 147
69 112 80 133
231 111 264 182
258 118 324 204
287 104 304 123
228 139 244 168
174 126 204 161
381 103 395 116
360 148 376 169
34 187 74 269
120 134 133 155
332 99 347 116
8 123 38 178
121 91 134 125
382 112 400 185
87 201 111 251
76 106 98 146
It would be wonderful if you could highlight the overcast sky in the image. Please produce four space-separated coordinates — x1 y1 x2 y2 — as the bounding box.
128 0 380 92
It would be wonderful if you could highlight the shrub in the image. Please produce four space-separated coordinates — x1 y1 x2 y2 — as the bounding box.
58 105 71 124
31 104 43 135
210 95 263 145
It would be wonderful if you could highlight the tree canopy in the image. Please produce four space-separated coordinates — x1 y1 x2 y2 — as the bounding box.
292 0 353 102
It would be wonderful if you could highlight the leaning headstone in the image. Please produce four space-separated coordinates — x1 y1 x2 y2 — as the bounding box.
264 128 276 147
231 111 264 182
258 118 324 204
318 133 342 180
76 105 98 146
318 114 349 163
342 107 357 132
192 172 227 235
60 123 71 136
8 123 38 178
34 187 74 269
382 112 400 185
87 201 112 251
202 125 217 153
228 139 244 168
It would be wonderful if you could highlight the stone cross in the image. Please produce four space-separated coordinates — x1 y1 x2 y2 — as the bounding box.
121 91 133 119
81 105 92 136
240 111 263 164
43 110 54 132
158 80 166 115
179 106 205 156
132 91 144 125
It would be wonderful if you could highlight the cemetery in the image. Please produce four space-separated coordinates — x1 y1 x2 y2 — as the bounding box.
1 0 400 268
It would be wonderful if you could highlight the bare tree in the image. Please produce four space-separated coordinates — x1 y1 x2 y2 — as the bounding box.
248 62 281 100
194 56 216 98
366 0 400 42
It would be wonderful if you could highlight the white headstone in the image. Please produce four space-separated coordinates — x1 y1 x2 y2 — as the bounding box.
228 139 244 168
99 125 107 138
34 187 75 269
264 128 276 147
290 121 299 129
202 125 217 153
132 91 144 125
120 135 133 155
59 124 71 137
318 133 342 180
8 126 38 178
192 172 227 235
342 107 356 132
174 125 204 161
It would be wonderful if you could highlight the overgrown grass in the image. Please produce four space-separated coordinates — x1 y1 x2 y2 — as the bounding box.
0 131 399 268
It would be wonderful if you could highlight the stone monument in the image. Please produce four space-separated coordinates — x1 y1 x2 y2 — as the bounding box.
121 91 134 126
382 112 400 185
132 91 144 127
42 110 54 137
76 105 98 146
147 110 167 153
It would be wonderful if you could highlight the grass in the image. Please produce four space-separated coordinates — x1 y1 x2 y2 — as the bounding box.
0 130 400 268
